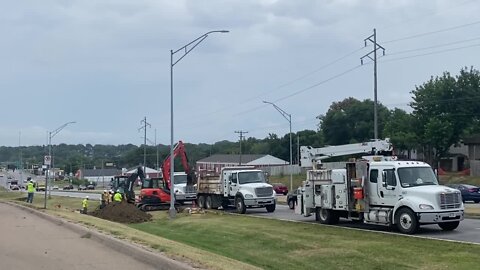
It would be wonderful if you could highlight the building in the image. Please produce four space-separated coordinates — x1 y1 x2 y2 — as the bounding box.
125 167 161 178
196 154 288 176
76 168 121 185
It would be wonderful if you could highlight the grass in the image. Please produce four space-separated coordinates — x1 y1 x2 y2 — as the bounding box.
2 189 480 270
439 173 480 186
131 211 480 270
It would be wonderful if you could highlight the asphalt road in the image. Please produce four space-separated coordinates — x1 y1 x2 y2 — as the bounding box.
247 203 480 244
0 203 157 270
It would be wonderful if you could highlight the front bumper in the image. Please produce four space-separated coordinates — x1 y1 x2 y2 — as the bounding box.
244 197 275 207
174 193 197 201
418 210 464 224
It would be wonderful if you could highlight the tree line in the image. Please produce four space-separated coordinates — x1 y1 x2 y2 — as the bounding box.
1 67 479 172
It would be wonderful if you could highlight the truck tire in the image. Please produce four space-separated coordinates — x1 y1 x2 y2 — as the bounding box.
315 208 339 225
205 196 213 209
288 199 295 210
438 221 460 231
395 208 419 234
197 195 205 209
235 197 246 214
266 202 276 213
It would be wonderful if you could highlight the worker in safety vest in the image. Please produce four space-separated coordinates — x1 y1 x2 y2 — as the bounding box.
113 191 123 202
82 196 89 214
26 179 35 203
100 190 108 208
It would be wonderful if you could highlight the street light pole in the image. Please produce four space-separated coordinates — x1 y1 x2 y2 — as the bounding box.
263 101 293 193
169 30 229 218
44 121 76 209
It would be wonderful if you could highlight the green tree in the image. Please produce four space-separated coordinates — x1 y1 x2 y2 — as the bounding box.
319 97 389 145
383 108 417 158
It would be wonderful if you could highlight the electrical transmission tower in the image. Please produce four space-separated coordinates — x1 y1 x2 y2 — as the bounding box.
361 28 385 140
235 130 248 165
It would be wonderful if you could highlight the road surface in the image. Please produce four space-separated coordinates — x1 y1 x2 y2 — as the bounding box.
247 203 480 244
0 203 157 270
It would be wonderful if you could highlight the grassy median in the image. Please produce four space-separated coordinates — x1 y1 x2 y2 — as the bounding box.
2 190 480 270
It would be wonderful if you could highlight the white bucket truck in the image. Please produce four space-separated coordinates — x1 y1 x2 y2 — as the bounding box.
197 166 276 214
297 139 464 234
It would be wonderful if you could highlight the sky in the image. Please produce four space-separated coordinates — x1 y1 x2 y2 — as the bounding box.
2 0 480 147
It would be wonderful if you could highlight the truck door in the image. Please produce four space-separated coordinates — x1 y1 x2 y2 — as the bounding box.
367 169 381 205
229 172 240 196
378 168 398 206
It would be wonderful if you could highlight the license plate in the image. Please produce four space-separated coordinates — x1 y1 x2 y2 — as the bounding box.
449 212 456 218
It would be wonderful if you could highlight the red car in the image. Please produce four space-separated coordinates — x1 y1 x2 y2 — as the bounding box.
272 183 288 195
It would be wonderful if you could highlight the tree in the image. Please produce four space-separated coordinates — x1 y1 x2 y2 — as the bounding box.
410 67 480 166
383 108 417 158
319 97 389 145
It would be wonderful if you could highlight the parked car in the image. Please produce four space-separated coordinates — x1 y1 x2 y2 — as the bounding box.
52 185 59 190
78 185 87 191
63 184 74 190
87 184 95 190
446 184 480 203
272 183 289 195
287 188 302 209
10 184 20 191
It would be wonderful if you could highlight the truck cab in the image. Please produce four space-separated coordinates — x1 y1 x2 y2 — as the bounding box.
223 169 276 213
298 158 464 234
172 172 197 202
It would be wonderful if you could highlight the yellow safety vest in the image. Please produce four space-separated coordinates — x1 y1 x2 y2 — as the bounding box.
27 182 35 193
113 193 122 202
82 199 88 208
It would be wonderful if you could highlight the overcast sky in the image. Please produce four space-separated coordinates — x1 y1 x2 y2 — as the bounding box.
2 0 480 147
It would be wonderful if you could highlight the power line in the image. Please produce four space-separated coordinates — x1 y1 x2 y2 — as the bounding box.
381 43 480 63
383 19 480 44
388 36 480 56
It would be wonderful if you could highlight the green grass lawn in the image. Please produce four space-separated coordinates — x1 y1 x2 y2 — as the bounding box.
3 189 480 270
268 174 306 191
131 211 480 270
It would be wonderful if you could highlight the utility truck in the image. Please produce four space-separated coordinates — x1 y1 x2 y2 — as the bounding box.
196 166 276 214
297 139 464 234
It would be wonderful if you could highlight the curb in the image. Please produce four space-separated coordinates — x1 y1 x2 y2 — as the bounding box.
3 201 195 270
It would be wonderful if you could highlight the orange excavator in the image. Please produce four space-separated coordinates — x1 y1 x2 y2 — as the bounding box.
136 141 197 211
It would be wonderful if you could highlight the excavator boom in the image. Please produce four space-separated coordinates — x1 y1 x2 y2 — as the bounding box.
161 140 191 189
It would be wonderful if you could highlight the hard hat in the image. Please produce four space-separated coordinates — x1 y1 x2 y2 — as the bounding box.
85 196 89 199
103 190 107 193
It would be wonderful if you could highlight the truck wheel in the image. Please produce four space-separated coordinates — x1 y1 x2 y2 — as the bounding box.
266 202 276 213
438 221 460 231
205 196 213 209
197 195 205 209
235 197 246 214
395 208 419 234
316 208 339 224
288 199 295 210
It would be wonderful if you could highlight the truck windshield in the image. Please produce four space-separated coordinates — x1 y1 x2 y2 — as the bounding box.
397 167 438 188
238 171 265 184
174 175 188 184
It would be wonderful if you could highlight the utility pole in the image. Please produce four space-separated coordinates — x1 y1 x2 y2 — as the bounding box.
19 131 23 184
155 129 159 171
235 130 248 165
138 117 151 174
361 28 385 140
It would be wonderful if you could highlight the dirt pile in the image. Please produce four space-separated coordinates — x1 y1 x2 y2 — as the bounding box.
90 202 152 223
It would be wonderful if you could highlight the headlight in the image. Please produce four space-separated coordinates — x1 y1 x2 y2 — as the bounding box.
244 194 253 199
419 204 434 210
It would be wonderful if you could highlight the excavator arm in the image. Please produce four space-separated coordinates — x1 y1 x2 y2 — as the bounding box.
161 141 191 190
300 138 393 168
125 167 145 203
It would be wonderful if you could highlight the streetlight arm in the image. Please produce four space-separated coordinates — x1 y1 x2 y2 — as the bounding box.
171 30 229 67
50 121 76 139
263 101 291 123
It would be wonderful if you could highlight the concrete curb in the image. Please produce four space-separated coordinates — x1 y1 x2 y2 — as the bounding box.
3 201 195 270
